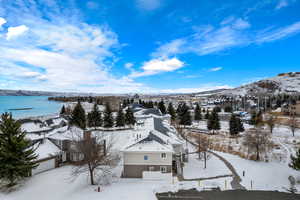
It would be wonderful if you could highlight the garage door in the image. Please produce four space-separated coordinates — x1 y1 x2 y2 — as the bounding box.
32 158 55 175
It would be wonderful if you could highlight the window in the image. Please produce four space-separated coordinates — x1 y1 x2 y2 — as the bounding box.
161 153 167 159
149 166 155 171
160 166 167 173
144 155 148 160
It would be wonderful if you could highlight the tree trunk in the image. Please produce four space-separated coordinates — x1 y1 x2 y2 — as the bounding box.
89 168 94 185
204 151 207 169
256 146 260 161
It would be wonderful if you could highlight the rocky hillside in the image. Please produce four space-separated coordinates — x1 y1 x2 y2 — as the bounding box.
221 72 300 96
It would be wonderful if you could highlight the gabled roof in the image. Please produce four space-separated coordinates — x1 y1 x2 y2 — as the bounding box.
123 140 173 153
153 117 170 136
123 131 173 153
34 139 61 160
142 108 162 116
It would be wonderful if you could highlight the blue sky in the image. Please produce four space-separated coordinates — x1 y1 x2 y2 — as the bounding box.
0 0 299 93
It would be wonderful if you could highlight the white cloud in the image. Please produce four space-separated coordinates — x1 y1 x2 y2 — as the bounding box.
151 39 186 58
232 18 251 30
125 62 134 69
276 0 289 9
136 0 161 11
130 57 184 78
209 67 223 72
255 21 300 43
152 18 300 58
0 17 6 28
6 25 29 40
0 12 145 93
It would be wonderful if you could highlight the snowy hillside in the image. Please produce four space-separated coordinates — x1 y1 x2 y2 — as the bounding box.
221 72 300 96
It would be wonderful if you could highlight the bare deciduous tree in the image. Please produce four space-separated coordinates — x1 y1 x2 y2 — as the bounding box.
243 128 273 161
69 130 120 185
265 114 277 134
195 134 210 168
288 114 299 137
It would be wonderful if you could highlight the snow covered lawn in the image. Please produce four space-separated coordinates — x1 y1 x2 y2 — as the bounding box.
215 151 300 192
183 153 231 179
0 166 173 200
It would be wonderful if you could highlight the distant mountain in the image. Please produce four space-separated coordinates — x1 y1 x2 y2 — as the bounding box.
220 72 300 96
0 89 102 96
193 89 229 96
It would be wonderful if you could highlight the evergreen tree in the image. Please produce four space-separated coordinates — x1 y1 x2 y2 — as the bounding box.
213 106 221 113
158 100 167 114
87 104 102 128
60 105 66 115
204 109 210 120
70 101 86 129
125 107 136 126
229 114 239 136
224 106 233 113
122 99 128 108
181 110 192 126
103 103 114 128
116 107 125 127
207 111 220 134
178 103 192 126
0 113 38 187
194 103 202 121
237 116 245 132
167 102 176 121
289 148 300 170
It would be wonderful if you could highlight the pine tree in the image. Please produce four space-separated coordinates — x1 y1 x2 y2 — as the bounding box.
70 101 86 129
167 103 176 121
207 111 220 134
125 107 136 126
229 114 239 136
87 104 102 128
178 103 192 126
103 103 114 128
60 105 66 115
116 107 125 127
205 109 210 120
0 113 38 187
158 100 167 114
88 106 102 128
224 106 233 113
289 148 300 170
194 103 202 121
213 106 221 113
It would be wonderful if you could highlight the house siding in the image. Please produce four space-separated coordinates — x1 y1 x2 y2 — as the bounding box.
123 152 172 165
123 165 172 178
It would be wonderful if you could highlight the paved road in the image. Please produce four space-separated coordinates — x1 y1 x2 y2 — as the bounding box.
156 189 300 200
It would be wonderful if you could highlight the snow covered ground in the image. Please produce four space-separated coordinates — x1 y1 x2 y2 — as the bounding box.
0 165 235 200
215 151 300 192
183 153 231 179
0 166 170 200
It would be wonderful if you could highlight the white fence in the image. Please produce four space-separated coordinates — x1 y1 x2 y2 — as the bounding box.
142 171 172 180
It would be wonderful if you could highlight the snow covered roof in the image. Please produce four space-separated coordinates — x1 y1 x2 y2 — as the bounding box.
48 126 83 141
123 140 173 153
34 139 61 160
21 122 52 133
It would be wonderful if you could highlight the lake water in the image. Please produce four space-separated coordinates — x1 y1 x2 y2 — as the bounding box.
0 96 62 119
